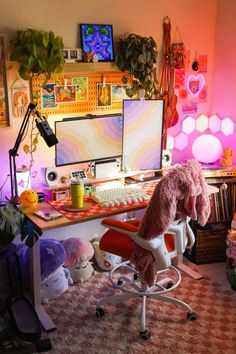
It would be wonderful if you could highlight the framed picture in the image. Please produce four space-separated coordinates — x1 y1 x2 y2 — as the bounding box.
63 48 82 63
0 36 10 126
80 24 114 62
97 83 112 107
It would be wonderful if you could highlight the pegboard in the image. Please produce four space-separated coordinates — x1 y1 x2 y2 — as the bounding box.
32 70 125 116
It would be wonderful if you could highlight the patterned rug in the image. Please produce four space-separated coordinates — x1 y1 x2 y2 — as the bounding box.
44 270 236 354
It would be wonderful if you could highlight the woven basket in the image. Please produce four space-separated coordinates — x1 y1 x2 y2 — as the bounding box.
186 226 228 264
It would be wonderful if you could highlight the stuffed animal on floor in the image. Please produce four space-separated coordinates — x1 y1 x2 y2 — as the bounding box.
19 238 73 304
62 238 95 283
92 237 122 271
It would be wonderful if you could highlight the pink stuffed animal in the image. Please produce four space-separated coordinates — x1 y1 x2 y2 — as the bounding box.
62 238 95 283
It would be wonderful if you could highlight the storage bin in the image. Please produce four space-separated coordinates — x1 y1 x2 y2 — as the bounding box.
226 232 236 291
185 223 228 264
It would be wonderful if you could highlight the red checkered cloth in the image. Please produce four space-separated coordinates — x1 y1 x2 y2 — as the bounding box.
47 181 158 220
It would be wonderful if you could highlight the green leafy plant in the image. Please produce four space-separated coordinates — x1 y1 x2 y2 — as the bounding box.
116 33 159 99
9 28 64 87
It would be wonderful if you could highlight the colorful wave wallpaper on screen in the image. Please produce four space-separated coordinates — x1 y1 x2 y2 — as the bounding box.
55 115 123 166
122 100 164 170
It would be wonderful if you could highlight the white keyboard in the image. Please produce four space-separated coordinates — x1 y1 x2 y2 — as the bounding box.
90 185 149 208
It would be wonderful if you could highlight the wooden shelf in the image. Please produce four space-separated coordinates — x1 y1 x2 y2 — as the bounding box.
64 61 120 73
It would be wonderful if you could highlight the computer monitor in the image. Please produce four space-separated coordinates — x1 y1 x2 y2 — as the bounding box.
122 99 164 171
55 114 123 167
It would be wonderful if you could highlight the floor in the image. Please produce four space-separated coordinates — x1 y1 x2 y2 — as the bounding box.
184 257 232 291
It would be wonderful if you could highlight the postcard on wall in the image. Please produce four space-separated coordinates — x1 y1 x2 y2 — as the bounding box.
72 77 88 101
182 100 198 115
97 83 112 107
175 69 185 88
112 85 130 102
198 55 208 73
41 83 57 109
54 85 76 103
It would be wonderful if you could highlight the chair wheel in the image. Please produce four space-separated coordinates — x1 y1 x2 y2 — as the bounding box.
96 307 105 318
117 279 123 286
166 281 174 289
139 330 151 340
187 312 197 321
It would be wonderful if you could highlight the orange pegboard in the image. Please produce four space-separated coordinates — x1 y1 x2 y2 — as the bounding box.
32 70 125 116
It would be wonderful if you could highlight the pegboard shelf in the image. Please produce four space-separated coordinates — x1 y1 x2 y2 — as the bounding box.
64 62 120 73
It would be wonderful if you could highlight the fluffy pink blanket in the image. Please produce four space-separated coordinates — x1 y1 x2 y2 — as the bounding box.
130 160 211 286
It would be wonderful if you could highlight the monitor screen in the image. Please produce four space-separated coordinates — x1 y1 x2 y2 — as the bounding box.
80 24 114 62
55 115 123 167
122 99 164 171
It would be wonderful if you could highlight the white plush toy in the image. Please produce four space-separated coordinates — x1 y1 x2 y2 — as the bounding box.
41 266 73 304
92 238 122 271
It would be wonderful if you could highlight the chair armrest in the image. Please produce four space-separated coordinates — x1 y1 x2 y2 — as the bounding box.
102 218 138 232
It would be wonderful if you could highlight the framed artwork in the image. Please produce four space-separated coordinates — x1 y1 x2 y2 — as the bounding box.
80 24 114 62
63 48 82 63
0 36 10 127
97 83 112 107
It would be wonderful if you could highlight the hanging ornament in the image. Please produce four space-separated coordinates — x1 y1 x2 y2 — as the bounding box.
11 77 29 117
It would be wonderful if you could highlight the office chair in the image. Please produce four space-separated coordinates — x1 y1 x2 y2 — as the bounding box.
95 160 210 339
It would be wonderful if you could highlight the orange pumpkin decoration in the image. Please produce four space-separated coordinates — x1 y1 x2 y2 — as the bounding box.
20 190 38 208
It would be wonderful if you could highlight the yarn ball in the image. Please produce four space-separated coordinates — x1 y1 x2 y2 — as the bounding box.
19 190 38 208
62 238 94 267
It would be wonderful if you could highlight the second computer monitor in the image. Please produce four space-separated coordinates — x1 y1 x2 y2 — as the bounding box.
122 99 164 171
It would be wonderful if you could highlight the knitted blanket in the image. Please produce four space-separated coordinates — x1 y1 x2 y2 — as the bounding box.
130 160 211 286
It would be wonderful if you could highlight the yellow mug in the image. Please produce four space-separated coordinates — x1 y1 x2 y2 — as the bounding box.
70 180 84 208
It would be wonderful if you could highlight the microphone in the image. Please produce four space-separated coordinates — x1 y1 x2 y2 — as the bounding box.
34 110 58 147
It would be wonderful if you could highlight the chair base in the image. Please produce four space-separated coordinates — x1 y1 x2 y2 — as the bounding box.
96 261 197 338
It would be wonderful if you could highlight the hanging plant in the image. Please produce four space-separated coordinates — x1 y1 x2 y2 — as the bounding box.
9 28 64 89
116 33 159 99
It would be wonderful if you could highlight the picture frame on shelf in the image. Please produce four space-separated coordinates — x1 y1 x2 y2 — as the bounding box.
63 48 82 63
0 35 10 127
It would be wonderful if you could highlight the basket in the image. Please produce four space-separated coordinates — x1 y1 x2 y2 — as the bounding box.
226 234 236 291
186 224 228 264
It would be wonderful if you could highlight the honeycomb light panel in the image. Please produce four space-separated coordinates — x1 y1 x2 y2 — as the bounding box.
175 132 188 151
196 114 208 132
182 116 196 134
166 134 175 150
221 117 234 136
192 134 222 163
209 114 221 133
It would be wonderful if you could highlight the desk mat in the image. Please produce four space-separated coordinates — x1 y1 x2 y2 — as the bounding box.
47 181 158 220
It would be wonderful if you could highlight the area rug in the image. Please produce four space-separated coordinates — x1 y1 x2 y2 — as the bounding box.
44 270 236 354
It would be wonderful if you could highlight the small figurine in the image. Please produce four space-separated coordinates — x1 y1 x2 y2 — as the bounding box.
92 54 98 63
19 190 38 208
83 50 93 62
220 147 233 167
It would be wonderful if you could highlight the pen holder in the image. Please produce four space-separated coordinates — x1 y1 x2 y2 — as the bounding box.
70 180 84 209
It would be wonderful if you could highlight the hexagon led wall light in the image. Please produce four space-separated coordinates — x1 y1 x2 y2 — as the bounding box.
208 114 221 133
166 134 174 150
182 116 195 134
175 132 188 151
192 134 223 163
221 117 234 136
196 114 208 132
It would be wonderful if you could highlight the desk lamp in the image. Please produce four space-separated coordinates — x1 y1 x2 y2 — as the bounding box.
9 103 58 201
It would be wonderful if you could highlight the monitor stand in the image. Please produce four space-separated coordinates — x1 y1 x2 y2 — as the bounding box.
125 170 162 184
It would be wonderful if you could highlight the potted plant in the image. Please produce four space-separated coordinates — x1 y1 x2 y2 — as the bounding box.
115 33 159 99
9 28 64 91
0 203 42 251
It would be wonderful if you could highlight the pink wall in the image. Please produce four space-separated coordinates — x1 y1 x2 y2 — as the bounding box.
0 0 219 200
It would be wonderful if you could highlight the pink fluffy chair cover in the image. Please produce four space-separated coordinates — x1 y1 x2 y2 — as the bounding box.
130 160 211 286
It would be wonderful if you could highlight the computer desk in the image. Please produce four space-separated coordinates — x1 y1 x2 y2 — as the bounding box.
23 181 156 332
23 181 218 332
